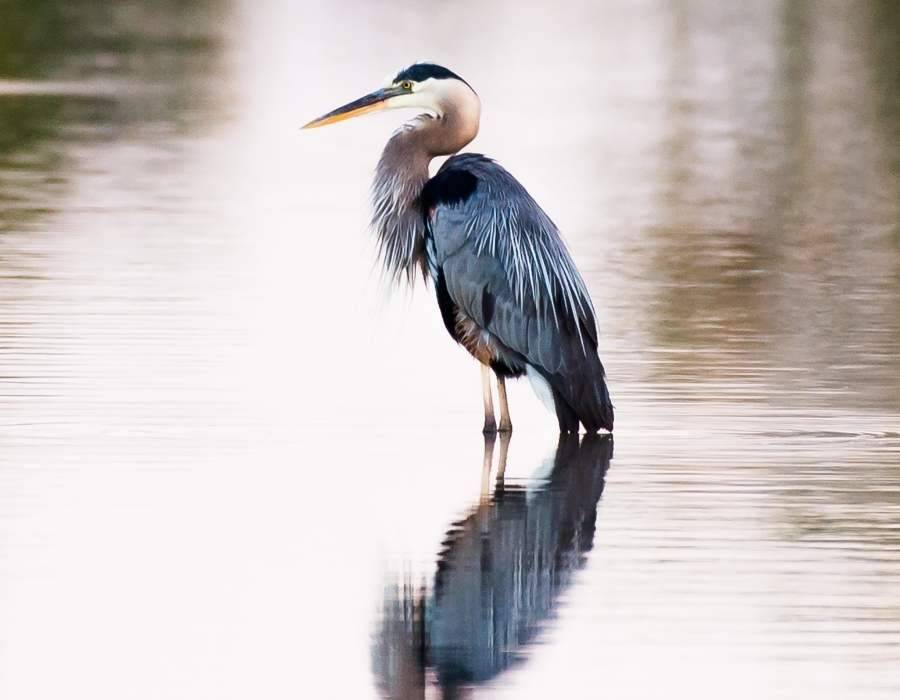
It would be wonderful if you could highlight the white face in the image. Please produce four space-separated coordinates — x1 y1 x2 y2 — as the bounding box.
383 77 480 123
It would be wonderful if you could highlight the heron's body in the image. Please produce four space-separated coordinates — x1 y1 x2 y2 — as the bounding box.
304 63 614 433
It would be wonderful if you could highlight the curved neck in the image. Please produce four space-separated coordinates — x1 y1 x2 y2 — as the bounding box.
370 95 479 281
422 79 481 157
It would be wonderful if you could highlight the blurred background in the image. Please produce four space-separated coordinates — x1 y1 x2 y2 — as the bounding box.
0 1 898 698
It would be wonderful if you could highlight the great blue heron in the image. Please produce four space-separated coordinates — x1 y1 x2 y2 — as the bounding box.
303 63 613 434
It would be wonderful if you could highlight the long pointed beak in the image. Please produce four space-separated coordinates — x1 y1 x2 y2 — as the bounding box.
302 87 401 129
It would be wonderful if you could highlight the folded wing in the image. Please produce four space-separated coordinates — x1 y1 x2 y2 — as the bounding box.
424 154 613 432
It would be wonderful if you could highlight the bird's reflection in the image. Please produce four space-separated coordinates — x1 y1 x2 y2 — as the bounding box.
372 433 613 699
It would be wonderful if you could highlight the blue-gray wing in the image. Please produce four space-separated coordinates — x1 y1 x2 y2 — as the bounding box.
423 154 613 432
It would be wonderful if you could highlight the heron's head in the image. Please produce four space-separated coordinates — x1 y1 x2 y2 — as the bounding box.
302 63 480 143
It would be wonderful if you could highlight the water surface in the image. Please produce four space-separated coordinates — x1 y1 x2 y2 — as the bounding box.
1 1 899 698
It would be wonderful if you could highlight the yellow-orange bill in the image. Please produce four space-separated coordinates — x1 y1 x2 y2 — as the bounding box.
302 88 390 129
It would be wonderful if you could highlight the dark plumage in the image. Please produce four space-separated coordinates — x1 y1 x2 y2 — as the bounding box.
420 167 478 209
423 154 614 432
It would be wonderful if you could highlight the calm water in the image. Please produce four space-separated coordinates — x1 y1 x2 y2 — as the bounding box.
1 1 899 698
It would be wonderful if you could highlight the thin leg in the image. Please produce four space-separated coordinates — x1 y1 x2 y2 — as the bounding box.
496 375 513 433
481 364 496 434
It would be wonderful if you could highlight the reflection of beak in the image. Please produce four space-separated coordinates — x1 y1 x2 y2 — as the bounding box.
302 86 404 129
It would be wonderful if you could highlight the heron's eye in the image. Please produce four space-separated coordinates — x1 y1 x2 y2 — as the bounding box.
401 80 413 91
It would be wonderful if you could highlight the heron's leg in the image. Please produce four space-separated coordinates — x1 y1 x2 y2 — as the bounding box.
496 376 513 433
481 364 496 434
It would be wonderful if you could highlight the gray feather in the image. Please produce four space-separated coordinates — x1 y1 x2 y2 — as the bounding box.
430 155 613 431
429 154 597 347
370 125 431 283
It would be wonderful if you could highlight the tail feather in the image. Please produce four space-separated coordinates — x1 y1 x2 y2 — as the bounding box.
539 352 614 434
551 385 580 433
575 354 614 432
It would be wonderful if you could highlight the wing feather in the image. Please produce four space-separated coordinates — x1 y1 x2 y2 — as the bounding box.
426 154 598 348
426 155 613 431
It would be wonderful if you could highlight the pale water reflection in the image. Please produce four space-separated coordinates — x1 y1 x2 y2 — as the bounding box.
1 1 899 699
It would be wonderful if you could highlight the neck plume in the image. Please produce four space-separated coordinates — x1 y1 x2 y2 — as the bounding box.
371 84 481 284
371 123 431 283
